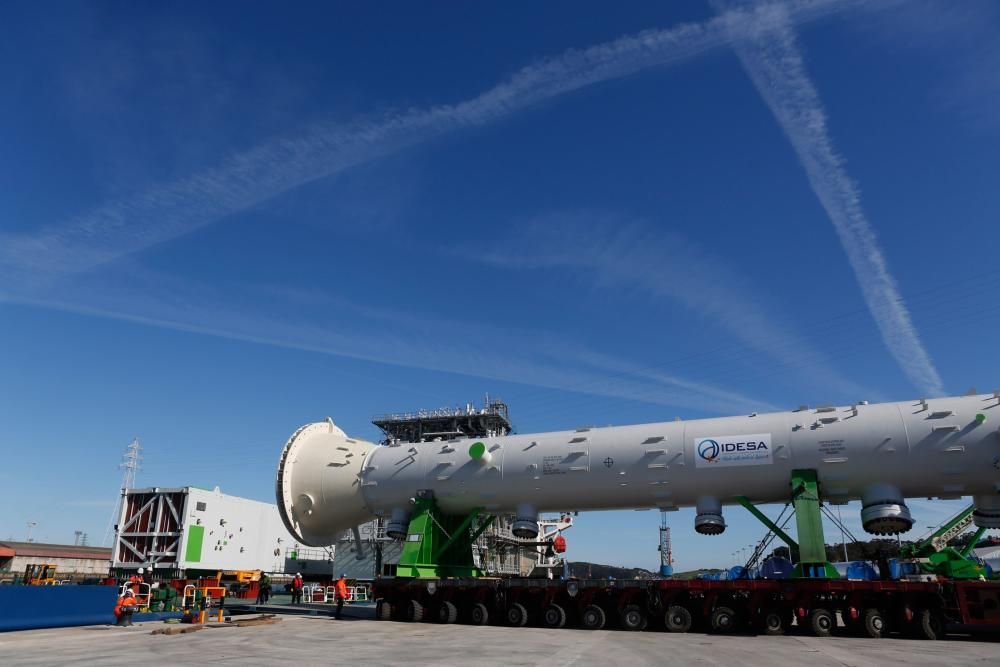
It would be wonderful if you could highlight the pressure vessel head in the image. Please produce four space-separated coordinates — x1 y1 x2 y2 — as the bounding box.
694 496 726 535
512 504 539 539
275 420 376 546
385 508 411 540
860 484 913 535
973 494 1000 529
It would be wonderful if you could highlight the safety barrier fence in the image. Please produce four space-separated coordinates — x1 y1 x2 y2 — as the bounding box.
300 583 370 603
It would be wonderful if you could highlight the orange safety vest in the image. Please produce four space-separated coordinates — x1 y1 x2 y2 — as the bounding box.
115 594 137 617
334 578 349 600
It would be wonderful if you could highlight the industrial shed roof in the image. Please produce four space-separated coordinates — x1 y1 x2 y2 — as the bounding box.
0 541 112 561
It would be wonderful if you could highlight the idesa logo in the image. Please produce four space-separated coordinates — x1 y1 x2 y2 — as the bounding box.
697 437 770 462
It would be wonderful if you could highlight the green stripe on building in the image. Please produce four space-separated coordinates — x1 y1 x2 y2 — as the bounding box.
185 525 204 563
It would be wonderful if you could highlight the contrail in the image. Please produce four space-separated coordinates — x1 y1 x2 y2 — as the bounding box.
468 215 871 398
0 287 773 415
0 0 859 280
714 1 945 396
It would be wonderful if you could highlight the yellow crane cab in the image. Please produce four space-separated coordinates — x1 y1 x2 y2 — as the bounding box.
23 563 58 585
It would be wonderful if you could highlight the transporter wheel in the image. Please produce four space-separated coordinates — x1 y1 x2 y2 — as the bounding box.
709 606 736 634
916 608 945 640
437 601 458 624
470 602 490 626
664 605 693 633
376 600 393 621
581 604 606 630
809 608 835 637
758 608 788 636
543 603 567 629
639 616 649 631
506 602 528 627
862 608 886 638
620 605 645 631
405 599 424 623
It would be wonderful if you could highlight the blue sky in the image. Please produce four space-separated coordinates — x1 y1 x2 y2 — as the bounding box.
1 0 998 570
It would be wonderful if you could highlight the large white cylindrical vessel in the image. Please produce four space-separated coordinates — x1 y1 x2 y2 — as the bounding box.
276 394 1000 546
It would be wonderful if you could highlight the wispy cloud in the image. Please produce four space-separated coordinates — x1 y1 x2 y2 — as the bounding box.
853 0 1000 133
464 214 870 399
0 0 859 284
713 1 945 396
1 269 774 416
0 0 887 417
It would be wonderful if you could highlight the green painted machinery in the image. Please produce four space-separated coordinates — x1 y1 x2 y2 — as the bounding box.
736 469 839 579
899 504 989 580
395 490 496 578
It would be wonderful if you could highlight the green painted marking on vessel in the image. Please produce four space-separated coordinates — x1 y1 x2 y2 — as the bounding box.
469 441 486 459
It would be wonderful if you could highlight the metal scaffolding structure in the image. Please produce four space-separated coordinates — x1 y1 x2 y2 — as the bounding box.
372 395 512 445
659 511 673 576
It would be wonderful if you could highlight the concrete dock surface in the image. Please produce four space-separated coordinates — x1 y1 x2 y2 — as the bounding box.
1 612 997 666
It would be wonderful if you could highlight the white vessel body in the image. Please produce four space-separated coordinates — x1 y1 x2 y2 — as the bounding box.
276 394 1000 546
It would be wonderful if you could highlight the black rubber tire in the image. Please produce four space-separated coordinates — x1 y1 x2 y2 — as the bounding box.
664 605 693 633
809 608 835 637
581 604 606 630
917 608 945 640
620 604 645 631
862 608 886 638
639 615 649 631
438 600 458 624
406 599 424 622
543 603 567 629
710 606 736 633
470 602 490 626
376 600 393 621
758 608 787 636
506 602 528 627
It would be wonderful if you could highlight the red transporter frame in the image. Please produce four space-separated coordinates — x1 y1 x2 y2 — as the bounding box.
373 576 1000 639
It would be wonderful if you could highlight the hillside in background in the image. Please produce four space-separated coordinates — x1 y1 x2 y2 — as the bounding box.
565 562 656 580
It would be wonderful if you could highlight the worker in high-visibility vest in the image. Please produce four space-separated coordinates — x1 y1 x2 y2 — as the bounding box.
334 574 349 620
115 588 138 627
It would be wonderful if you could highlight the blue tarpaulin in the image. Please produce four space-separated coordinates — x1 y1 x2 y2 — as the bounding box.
758 557 794 579
0 585 117 632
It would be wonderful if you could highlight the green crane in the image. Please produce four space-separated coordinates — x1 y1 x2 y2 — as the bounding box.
899 504 989 580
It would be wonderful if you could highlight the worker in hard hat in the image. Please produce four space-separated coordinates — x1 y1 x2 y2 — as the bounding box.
291 573 304 604
128 567 145 587
256 572 271 605
334 574 349 620
114 587 138 627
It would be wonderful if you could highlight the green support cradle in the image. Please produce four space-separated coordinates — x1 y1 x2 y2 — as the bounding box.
736 469 839 579
395 491 495 578
788 470 841 578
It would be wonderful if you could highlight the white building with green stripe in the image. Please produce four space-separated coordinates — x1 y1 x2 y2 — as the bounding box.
113 486 303 577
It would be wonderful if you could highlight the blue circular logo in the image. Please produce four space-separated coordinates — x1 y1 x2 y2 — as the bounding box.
697 439 720 461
